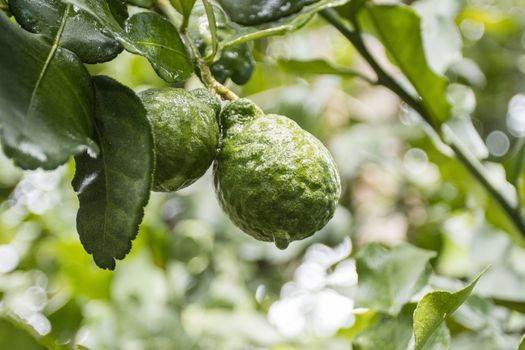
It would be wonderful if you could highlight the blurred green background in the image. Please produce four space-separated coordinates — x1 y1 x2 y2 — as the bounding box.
2 0 525 349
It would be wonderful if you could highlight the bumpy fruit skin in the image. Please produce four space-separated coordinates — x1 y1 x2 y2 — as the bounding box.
140 88 220 192
214 99 341 249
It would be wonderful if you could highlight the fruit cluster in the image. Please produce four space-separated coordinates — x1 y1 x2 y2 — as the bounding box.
140 88 341 249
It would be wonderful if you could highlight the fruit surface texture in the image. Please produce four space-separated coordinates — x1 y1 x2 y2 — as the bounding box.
140 88 220 192
214 99 341 249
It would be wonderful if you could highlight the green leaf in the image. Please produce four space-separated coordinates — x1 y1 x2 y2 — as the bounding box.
201 0 218 59
362 4 452 126
72 76 153 270
356 243 436 314
413 270 485 350
217 0 317 26
0 12 97 170
170 0 197 26
412 0 463 75
124 12 193 82
47 299 83 344
220 0 351 49
353 304 415 350
0 0 9 14
353 304 451 350
278 58 372 81
492 297 525 314
423 324 450 350
62 0 193 83
0 317 46 350
504 139 525 188
9 0 125 64
519 334 525 350
124 0 154 8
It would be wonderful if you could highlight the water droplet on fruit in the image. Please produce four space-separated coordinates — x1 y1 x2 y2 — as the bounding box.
274 235 290 250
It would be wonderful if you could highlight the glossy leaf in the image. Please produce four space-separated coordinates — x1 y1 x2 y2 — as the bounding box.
356 243 436 314
413 271 485 350
124 12 193 82
362 4 452 126
0 317 46 350
63 0 193 83
72 76 153 270
220 0 351 49
10 0 125 64
0 12 97 170
217 0 317 26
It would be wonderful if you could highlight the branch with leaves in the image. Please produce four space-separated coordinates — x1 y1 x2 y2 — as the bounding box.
319 8 525 240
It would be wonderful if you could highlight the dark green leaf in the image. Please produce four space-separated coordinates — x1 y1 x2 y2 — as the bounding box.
72 76 153 270
356 243 436 314
0 317 46 350
0 12 97 170
519 334 525 350
362 4 451 126
124 12 193 82
218 0 318 26
220 0 351 49
62 0 124 33
9 0 125 64
62 0 192 82
413 271 485 350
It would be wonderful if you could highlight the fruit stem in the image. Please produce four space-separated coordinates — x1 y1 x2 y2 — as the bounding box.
321 8 525 240
156 0 239 101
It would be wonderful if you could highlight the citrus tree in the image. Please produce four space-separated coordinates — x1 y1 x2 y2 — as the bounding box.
1 0 525 349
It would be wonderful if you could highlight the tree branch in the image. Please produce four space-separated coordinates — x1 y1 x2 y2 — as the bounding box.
156 0 238 101
320 8 525 238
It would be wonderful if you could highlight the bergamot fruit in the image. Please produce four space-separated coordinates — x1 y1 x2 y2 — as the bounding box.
213 99 341 249
140 88 220 192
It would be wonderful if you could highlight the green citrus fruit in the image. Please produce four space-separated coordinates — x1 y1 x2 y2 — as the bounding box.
140 88 221 192
214 99 341 249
